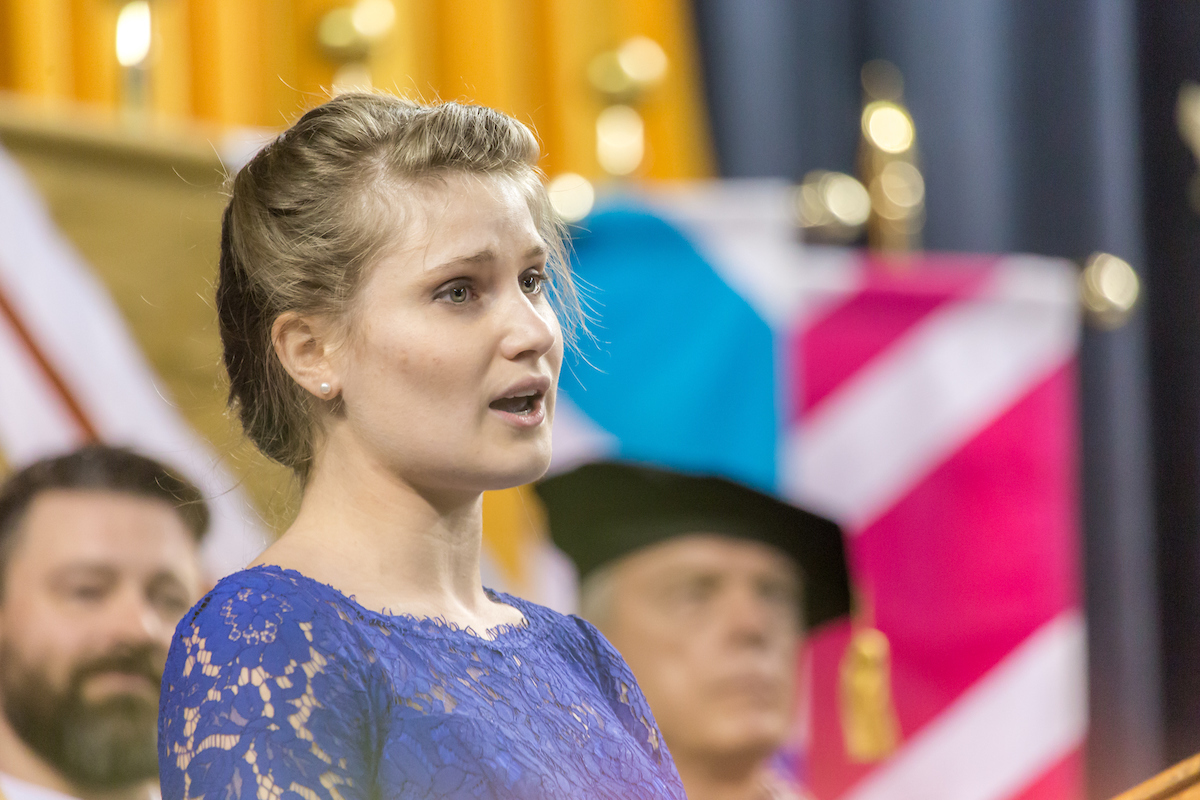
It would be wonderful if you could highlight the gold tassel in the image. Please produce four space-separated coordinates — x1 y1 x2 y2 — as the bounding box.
839 625 901 762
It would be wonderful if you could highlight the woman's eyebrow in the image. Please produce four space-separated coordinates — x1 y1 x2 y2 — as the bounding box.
432 244 547 272
432 248 497 272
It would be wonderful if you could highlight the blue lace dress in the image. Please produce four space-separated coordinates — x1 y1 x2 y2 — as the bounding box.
158 565 685 800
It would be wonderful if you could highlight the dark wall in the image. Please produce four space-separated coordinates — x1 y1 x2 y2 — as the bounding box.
692 0 1171 794
1138 1 1200 766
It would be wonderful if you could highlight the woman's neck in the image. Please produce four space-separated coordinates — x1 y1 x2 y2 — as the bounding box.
251 437 519 632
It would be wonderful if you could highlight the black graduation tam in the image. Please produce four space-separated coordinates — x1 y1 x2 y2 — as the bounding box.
534 460 853 629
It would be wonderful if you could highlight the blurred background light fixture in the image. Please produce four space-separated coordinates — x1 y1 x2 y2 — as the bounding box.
796 171 870 244
319 1 395 93
596 104 645 176
822 172 872 227
115 1 152 68
863 101 915 154
351 0 396 40
318 6 367 63
873 161 925 219
588 51 636 100
617 36 668 87
1081 252 1140 329
547 173 596 223
589 37 668 105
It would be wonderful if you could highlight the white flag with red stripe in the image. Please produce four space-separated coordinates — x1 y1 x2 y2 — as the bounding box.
0 144 268 578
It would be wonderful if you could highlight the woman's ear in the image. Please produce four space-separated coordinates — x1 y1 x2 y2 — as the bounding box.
272 312 340 399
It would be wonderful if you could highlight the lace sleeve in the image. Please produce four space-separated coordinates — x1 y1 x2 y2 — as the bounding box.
570 616 675 772
158 579 382 800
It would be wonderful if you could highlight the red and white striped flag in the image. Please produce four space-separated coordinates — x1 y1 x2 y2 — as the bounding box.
789 254 1084 799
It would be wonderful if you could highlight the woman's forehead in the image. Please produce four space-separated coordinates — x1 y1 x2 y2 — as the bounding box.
392 178 541 262
402 171 532 220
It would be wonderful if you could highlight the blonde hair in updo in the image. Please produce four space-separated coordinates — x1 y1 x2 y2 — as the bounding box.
217 93 581 480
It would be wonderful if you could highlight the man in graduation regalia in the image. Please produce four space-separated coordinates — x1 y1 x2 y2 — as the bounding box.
536 461 853 800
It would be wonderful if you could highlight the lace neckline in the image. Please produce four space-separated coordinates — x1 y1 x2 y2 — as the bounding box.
233 563 536 646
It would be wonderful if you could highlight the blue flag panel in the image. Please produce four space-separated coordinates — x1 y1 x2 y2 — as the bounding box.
561 202 778 493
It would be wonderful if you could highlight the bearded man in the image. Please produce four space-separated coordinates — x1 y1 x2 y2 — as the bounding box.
0 445 207 800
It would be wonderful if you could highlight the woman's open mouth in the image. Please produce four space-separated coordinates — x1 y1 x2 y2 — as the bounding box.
490 391 538 414
489 388 547 427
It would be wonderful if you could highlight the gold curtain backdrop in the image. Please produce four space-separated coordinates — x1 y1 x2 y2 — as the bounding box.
0 0 715 590
0 0 714 178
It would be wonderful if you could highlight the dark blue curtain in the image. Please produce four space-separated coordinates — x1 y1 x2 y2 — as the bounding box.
691 1 1179 795
1138 1 1200 775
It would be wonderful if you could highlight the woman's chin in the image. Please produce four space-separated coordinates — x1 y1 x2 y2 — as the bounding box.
482 443 554 489
492 454 553 489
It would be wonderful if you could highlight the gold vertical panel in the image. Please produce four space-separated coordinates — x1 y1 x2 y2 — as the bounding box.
188 0 229 123
235 0 270 125
615 0 714 179
506 0 544 122
259 0 303 125
7 0 74 99
189 0 273 126
519 1 553 167
0 0 12 90
432 0 534 115
150 0 192 118
540 0 609 177
405 0 442 100
370 0 432 98
69 0 118 108
289 0 342 110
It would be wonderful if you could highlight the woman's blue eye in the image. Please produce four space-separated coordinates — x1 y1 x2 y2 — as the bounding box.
522 273 544 294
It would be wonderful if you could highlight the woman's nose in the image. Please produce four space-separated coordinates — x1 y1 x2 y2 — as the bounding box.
499 290 560 362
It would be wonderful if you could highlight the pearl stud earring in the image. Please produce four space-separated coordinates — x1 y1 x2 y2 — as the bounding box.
319 382 332 395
